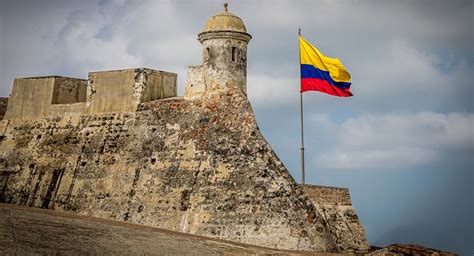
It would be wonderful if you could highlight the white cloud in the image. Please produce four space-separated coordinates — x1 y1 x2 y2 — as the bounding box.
247 73 298 105
1 0 472 112
313 112 474 170
343 39 473 114
319 149 437 170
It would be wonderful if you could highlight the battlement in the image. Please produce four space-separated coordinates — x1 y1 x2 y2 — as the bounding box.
2 68 177 121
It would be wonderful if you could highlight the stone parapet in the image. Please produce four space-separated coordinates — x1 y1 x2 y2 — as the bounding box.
302 184 352 206
2 68 177 121
302 184 369 252
87 68 177 114
3 76 87 120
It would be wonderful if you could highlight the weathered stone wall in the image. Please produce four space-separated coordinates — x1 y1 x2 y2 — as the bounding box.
49 103 88 119
4 76 58 120
184 65 205 100
51 77 87 104
302 185 352 206
0 87 346 252
2 69 177 121
303 185 369 252
142 69 177 102
201 36 248 94
0 98 8 120
185 30 251 100
4 76 88 120
87 68 177 114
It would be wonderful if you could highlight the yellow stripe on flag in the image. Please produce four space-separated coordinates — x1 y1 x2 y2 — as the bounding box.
299 36 351 83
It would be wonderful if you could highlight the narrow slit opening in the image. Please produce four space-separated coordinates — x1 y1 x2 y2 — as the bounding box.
232 47 236 61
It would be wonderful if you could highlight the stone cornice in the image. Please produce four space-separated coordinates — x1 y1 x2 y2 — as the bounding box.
198 30 252 43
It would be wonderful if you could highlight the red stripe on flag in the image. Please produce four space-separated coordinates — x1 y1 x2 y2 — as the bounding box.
301 78 353 97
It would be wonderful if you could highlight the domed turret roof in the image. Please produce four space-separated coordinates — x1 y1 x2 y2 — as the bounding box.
202 3 247 33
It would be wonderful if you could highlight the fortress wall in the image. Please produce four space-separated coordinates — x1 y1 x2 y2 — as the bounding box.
302 185 368 252
2 69 177 121
3 76 88 121
184 65 205 100
0 87 354 252
4 77 56 120
87 69 139 113
51 77 87 104
142 70 177 101
302 185 352 206
87 68 177 114
0 98 8 120
49 102 87 118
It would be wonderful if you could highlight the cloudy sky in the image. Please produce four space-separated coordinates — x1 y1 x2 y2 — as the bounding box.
0 0 472 254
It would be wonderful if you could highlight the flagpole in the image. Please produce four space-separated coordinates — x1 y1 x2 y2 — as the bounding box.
298 27 305 185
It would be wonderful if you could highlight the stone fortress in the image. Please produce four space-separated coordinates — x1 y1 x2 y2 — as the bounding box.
0 4 369 253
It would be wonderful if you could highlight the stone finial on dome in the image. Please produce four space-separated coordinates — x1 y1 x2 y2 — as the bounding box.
200 4 249 34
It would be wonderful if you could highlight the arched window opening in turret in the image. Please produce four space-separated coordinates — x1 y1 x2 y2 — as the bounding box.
232 47 236 62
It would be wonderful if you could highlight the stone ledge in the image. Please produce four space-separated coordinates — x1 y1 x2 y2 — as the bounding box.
14 75 85 80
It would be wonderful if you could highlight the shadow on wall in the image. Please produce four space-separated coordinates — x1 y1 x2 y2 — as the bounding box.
0 98 8 120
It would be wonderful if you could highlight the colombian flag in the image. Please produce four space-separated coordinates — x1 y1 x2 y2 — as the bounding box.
299 36 352 97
